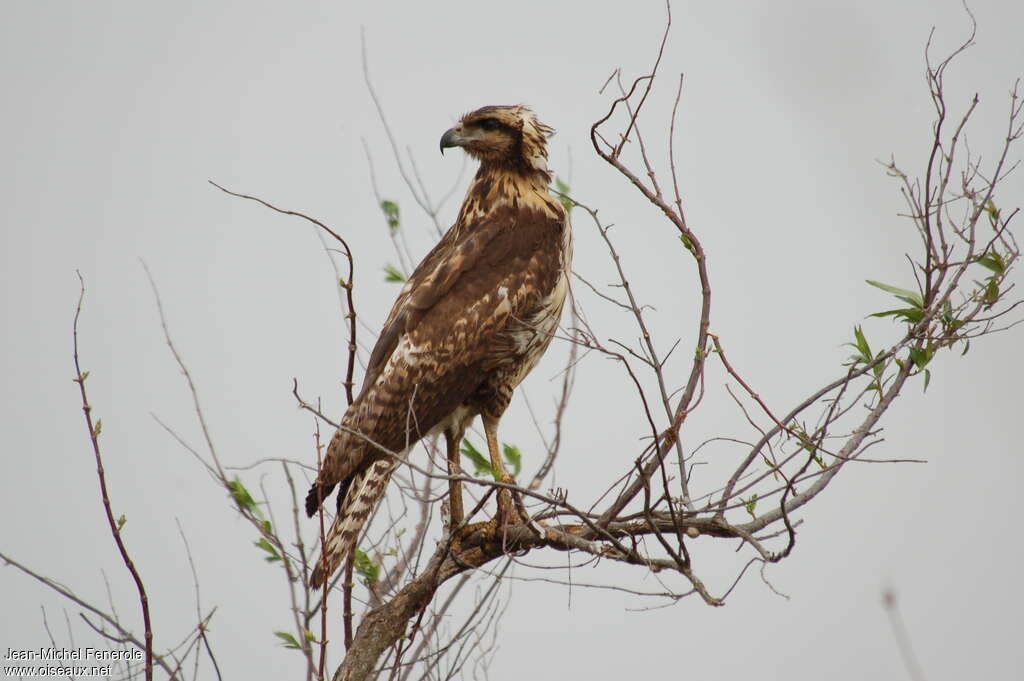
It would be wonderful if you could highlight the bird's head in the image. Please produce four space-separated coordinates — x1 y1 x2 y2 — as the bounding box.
440 105 553 176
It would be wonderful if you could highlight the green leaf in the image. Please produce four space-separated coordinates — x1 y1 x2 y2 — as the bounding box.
923 369 931 392
502 443 522 476
78 370 90 383
869 351 886 386
255 537 281 562
380 200 400 233
908 347 930 370
116 514 127 532
679 233 695 254
460 439 495 478
866 280 923 308
354 549 379 585
799 433 817 454
940 299 964 336
262 520 272 534
228 477 258 514
984 198 1000 224
845 325 873 364
872 363 884 383
869 307 924 324
853 325 871 359
93 419 103 438
978 251 1005 275
274 631 301 649
743 494 758 518
983 278 999 306
302 627 317 643
383 263 406 283
553 176 573 215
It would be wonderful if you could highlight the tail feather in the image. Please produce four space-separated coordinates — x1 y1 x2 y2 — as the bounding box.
310 459 395 589
305 481 335 518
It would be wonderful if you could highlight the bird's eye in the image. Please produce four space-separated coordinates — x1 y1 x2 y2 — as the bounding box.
479 118 499 131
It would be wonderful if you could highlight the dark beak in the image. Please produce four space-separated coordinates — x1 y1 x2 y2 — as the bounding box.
439 127 459 155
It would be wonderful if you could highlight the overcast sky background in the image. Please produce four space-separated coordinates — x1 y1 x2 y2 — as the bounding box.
2 1 1022 679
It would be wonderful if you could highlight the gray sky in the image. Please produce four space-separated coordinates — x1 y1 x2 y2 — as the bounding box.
2 1 1022 679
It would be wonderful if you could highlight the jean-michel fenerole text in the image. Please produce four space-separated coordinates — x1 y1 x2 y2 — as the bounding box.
5 647 142 661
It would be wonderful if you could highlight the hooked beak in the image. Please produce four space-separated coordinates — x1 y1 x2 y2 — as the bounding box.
438 126 458 154
439 125 462 155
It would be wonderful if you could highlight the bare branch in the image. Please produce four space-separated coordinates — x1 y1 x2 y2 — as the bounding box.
72 272 154 681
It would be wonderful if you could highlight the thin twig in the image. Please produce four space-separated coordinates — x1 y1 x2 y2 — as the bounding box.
72 272 153 681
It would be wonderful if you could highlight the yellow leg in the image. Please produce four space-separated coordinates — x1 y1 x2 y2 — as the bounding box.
444 428 464 527
483 414 514 524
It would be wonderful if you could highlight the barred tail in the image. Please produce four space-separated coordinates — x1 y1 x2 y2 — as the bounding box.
309 459 394 589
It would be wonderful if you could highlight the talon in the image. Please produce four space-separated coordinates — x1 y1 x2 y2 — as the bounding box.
450 518 493 556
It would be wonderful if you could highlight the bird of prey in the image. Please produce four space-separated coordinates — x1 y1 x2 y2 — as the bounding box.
306 105 571 588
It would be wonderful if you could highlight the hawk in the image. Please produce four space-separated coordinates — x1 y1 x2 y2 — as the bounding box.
306 105 571 588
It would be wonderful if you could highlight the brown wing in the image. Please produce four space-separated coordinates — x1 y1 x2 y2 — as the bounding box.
306 203 565 515
356 226 459 403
